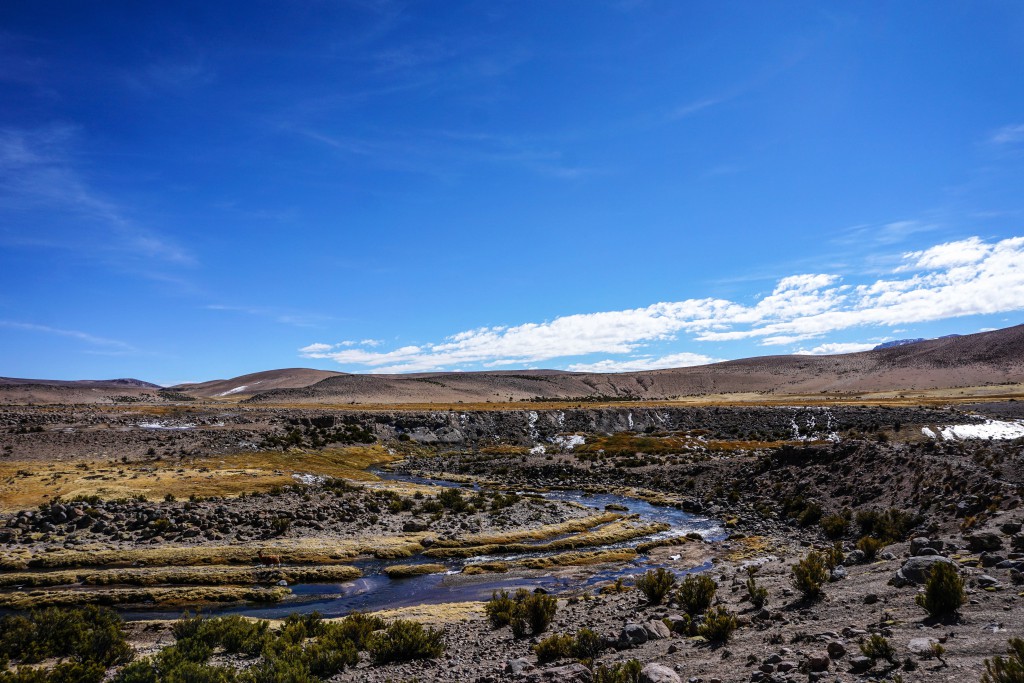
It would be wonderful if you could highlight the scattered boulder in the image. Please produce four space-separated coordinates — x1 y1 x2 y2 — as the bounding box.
618 623 649 648
890 555 957 586
807 653 831 672
643 620 671 640
639 663 681 683
908 638 938 656
525 663 591 683
966 533 1003 552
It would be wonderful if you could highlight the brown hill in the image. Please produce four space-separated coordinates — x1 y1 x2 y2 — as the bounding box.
0 377 164 405
171 368 343 399
247 324 1024 404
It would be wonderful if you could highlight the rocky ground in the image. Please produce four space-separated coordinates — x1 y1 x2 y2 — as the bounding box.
0 401 1022 682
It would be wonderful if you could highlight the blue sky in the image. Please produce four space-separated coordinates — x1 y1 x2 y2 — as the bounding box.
1 1 1023 384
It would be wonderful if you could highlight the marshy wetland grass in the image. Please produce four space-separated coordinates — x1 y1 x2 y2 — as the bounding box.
0 445 398 511
0 563 362 588
0 585 291 609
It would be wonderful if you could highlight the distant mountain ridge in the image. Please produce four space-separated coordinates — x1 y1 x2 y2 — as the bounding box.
873 334 962 350
2 325 1021 405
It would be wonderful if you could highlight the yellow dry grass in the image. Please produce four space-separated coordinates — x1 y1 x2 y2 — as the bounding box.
0 535 427 570
0 564 361 588
463 548 638 573
0 585 290 609
382 563 448 578
423 517 670 559
0 446 397 511
365 601 485 624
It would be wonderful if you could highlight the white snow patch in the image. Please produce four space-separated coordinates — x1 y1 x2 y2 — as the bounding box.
937 420 1024 441
530 445 547 455
552 434 586 450
138 421 195 430
921 427 936 439
292 473 326 486
218 385 249 396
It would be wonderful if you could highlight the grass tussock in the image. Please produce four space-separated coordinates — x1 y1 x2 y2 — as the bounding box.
383 563 447 578
429 512 622 548
1 535 429 570
0 585 290 609
0 564 361 588
424 517 668 559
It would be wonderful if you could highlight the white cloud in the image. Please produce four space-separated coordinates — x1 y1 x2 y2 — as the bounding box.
793 342 877 356
899 236 991 270
0 320 134 351
301 235 1024 372
567 352 721 373
992 123 1024 145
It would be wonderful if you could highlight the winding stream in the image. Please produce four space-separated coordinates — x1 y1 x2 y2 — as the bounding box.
127 472 723 620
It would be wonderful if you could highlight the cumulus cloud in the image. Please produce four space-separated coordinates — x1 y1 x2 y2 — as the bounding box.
567 353 721 373
301 235 1024 373
793 342 877 356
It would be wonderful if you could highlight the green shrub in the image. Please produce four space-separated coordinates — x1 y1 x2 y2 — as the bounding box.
856 535 885 561
697 606 737 643
982 638 1024 683
323 612 384 650
745 570 768 608
635 568 675 604
856 508 920 543
915 561 965 618
367 620 443 664
797 502 823 527
820 514 849 540
676 574 716 615
791 550 828 599
860 634 896 664
484 589 557 637
0 662 107 683
520 592 558 636
571 628 606 661
0 606 132 670
533 634 574 664
593 659 643 683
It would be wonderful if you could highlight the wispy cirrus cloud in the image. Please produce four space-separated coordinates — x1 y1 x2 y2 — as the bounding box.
205 304 333 328
0 320 135 351
992 123 1024 145
300 235 1024 373
0 126 194 266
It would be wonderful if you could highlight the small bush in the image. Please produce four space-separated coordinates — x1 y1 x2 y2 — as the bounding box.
856 535 885 561
367 620 444 664
982 638 1024 683
792 550 829 599
675 574 716 615
697 606 737 643
485 589 557 637
571 628 606 661
635 568 675 605
593 659 643 683
745 570 768 609
915 561 965 618
820 514 849 540
860 634 896 664
533 634 574 664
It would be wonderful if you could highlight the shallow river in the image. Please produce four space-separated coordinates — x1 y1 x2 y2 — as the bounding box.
127 472 722 620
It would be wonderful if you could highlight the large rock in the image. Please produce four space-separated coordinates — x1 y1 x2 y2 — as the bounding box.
966 533 1003 552
618 623 649 648
643 619 671 640
908 638 938 656
639 663 681 683
890 555 957 586
525 663 591 682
